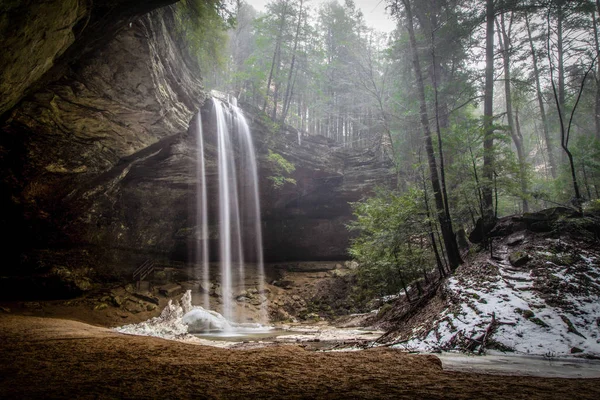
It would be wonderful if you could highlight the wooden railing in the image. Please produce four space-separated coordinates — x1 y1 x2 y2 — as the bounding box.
132 259 155 290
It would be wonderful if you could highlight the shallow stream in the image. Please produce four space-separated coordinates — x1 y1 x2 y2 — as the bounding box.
437 352 600 378
193 328 294 342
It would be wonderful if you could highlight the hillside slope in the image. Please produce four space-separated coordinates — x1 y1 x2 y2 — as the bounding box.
380 209 600 357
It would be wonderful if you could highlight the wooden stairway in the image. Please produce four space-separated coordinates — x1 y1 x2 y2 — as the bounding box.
132 259 155 290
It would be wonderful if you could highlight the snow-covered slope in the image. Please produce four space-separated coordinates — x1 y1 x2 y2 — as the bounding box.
392 232 600 357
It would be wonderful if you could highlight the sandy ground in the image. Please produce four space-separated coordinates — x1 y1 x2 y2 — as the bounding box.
1 314 599 399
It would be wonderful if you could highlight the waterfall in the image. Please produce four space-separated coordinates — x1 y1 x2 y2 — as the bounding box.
195 115 210 310
193 98 266 329
232 104 267 323
213 99 244 324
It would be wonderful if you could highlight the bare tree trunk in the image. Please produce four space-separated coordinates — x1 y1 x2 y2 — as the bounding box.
547 12 595 210
583 162 592 200
515 106 529 210
262 1 289 115
557 4 567 164
525 14 557 179
592 6 600 140
272 80 280 121
482 0 495 219
282 0 304 123
422 161 446 278
469 146 485 217
497 13 529 212
431 22 458 239
402 0 462 269
263 39 279 112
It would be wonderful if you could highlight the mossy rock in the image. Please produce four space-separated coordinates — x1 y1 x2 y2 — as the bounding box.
509 252 530 268
548 253 579 267
515 308 534 319
377 303 393 318
529 317 549 328
111 295 123 307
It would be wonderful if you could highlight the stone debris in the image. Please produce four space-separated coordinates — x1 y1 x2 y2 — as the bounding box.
159 284 183 298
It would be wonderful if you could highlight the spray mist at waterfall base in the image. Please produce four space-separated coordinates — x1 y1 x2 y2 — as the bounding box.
114 289 382 348
116 290 275 343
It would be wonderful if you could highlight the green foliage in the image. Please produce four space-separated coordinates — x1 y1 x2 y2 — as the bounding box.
572 136 600 201
348 188 434 298
266 150 296 189
259 113 282 136
584 199 600 213
174 0 233 78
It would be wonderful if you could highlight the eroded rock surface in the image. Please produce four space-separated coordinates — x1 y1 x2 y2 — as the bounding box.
256 122 396 261
0 0 177 117
1 6 205 274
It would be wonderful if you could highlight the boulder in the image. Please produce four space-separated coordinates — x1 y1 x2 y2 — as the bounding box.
570 347 584 354
484 207 582 242
132 293 159 305
507 233 526 246
159 284 183 298
509 252 531 268
199 282 212 294
110 295 123 308
468 215 498 244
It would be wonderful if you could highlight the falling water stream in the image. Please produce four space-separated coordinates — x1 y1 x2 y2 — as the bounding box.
232 104 267 323
214 99 245 324
196 98 267 330
195 115 210 311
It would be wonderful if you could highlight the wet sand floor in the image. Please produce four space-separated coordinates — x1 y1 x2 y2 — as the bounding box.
2 315 599 399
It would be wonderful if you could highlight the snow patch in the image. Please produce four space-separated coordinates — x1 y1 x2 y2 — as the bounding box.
116 290 270 340
394 241 600 356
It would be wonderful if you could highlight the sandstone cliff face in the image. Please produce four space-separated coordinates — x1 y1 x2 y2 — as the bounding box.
1 3 396 280
0 0 177 118
1 5 205 272
254 120 397 261
0 0 87 116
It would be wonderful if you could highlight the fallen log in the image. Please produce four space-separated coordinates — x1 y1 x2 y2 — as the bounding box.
478 312 496 355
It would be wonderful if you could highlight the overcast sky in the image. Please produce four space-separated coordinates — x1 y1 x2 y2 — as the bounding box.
243 0 397 33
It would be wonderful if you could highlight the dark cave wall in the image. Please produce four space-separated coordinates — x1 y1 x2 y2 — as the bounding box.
0 0 178 118
0 4 206 272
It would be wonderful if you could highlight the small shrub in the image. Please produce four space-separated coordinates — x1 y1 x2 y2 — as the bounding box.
266 150 296 189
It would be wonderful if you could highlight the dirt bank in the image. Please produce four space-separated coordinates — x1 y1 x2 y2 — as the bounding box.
1 315 599 399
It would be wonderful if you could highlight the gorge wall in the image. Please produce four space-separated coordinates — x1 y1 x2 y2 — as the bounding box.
0 2 396 283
